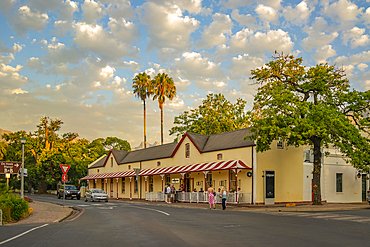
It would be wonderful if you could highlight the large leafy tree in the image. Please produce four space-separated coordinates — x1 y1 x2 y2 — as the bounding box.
152 73 176 144
170 93 250 139
132 72 153 148
249 52 370 205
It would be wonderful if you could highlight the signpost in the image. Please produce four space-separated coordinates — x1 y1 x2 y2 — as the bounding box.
1 162 22 190
133 168 141 201
60 164 71 208
0 162 22 174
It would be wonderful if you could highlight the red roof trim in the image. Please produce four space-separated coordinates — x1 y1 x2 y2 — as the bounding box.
170 133 202 158
102 150 120 168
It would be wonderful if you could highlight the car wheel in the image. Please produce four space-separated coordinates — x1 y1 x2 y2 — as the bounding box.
105 199 108 202
91 197 94 202
77 196 80 200
85 197 88 202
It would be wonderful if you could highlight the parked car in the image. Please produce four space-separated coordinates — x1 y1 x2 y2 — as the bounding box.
85 189 108 202
367 190 370 204
57 185 81 200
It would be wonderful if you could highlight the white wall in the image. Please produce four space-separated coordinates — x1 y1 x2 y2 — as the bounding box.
303 147 367 203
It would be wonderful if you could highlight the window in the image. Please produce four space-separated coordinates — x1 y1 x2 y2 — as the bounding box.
165 174 171 185
217 153 223 160
128 165 131 169
206 172 213 189
122 178 125 193
336 173 343 192
111 157 113 167
93 180 96 188
277 139 283 149
229 170 237 192
157 161 161 167
134 179 138 193
149 176 154 192
102 179 104 190
185 143 190 158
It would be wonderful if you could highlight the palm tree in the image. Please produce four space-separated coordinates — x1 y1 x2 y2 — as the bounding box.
152 73 177 145
132 72 152 148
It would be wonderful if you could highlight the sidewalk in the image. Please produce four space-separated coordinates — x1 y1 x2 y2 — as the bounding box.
9 195 370 225
8 200 73 225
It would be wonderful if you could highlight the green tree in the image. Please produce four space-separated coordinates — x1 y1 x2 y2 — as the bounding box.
170 93 250 139
102 137 131 151
132 72 153 148
152 73 177 144
248 52 370 205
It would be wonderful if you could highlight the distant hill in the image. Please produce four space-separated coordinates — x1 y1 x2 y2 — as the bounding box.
134 141 160 150
0 128 12 141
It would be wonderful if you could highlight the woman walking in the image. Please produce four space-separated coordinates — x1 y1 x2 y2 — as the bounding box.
208 184 216 209
221 186 228 210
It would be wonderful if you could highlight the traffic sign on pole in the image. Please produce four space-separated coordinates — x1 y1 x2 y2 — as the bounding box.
60 164 71 175
62 174 68 182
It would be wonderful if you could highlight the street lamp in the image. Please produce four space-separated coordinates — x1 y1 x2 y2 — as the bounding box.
5 173 10 189
20 137 26 199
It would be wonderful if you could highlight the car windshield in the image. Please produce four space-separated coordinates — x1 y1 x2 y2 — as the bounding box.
92 189 105 193
65 185 77 190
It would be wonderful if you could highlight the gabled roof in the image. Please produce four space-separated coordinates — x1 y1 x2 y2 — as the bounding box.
119 142 178 164
202 128 255 152
171 127 255 157
89 155 107 168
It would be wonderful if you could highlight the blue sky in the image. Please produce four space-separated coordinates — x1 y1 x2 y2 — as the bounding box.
1 0 370 147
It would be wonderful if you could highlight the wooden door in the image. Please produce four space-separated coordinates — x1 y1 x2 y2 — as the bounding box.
110 179 114 198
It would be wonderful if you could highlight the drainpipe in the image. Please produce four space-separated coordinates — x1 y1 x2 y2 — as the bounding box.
251 146 254 205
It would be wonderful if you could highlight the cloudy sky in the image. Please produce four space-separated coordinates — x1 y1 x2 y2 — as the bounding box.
1 0 370 147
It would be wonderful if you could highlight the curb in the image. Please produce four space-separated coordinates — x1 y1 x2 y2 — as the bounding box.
53 208 73 223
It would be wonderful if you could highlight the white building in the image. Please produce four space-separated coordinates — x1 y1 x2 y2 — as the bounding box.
303 148 369 203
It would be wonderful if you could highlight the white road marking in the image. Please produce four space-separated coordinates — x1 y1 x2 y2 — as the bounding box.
97 207 114 210
260 211 370 223
0 224 49 245
129 206 170 216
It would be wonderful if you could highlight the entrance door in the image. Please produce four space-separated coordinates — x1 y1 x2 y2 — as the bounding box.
110 179 114 198
362 175 367 201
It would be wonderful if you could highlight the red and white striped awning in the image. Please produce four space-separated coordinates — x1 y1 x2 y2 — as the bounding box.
80 170 135 181
139 160 251 176
80 160 251 181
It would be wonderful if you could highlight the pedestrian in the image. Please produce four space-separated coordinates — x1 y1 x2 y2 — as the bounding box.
166 184 171 203
207 184 216 209
221 186 228 210
170 184 176 203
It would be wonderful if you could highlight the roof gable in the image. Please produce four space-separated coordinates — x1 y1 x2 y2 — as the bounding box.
120 142 178 164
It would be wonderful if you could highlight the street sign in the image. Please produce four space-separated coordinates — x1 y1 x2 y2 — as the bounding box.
62 174 68 182
0 162 22 174
60 164 71 175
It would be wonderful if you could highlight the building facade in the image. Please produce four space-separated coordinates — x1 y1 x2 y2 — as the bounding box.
81 128 308 205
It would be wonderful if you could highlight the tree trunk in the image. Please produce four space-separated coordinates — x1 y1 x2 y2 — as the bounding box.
38 178 48 194
312 137 322 205
160 105 163 145
144 100 147 149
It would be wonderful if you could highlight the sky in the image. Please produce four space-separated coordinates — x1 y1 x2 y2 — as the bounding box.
1 0 370 148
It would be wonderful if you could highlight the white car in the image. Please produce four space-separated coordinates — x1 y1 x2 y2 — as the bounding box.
85 189 108 202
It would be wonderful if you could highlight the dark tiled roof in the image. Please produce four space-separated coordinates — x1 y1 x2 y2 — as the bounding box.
111 150 129 162
187 132 209 150
89 155 107 168
119 142 178 164
189 127 255 152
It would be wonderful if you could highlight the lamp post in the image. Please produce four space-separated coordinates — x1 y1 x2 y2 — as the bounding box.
20 137 26 199
5 173 10 189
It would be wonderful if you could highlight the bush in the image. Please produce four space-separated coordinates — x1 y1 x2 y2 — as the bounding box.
0 184 29 223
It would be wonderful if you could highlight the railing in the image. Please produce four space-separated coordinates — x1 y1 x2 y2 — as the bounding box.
145 191 251 204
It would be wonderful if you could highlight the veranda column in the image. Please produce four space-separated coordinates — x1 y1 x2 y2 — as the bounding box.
116 178 119 199
203 171 208 192
129 177 132 200
235 169 239 203
160 174 164 191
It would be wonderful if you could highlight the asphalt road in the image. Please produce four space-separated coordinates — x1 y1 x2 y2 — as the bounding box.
1 195 370 246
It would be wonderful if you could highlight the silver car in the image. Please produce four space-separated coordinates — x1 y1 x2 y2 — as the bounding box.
85 189 108 202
